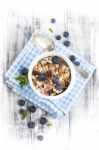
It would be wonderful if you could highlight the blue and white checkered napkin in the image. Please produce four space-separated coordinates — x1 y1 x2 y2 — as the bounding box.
5 33 96 118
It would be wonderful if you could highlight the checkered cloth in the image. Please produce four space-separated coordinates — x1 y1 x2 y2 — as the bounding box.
5 32 96 118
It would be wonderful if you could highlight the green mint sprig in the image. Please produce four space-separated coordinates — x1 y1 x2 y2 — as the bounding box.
47 123 52 126
48 27 53 33
15 74 29 88
21 111 29 120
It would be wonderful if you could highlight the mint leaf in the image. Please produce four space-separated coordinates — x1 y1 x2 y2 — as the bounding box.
47 123 52 126
15 74 29 88
21 111 28 120
48 28 53 33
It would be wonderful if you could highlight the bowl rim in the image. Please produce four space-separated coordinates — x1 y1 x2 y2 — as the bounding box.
28 51 76 100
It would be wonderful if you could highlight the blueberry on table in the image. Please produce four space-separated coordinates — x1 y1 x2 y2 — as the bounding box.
63 31 69 38
28 106 36 113
37 135 44 141
20 67 28 75
28 122 35 128
52 56 61 64
51 18 56 23
63 40 71 47
74 61 80 66
19 109 25 115
55 83 62 91
55 35 61 40
69 55 76 62
39 117 48 125
18 99 25 106
38 73 47 81
52 76 59 84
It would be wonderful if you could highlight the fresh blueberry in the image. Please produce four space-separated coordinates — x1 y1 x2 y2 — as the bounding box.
18 99 25 106
51 18 56 23
19 109 25 115
39 117 48 125
55 35 61 40
20 67 28 75
63 40 71 47
63 31 69 38
37 135 44 141
69 55 76 62
28 106 36 113
55 83 62 91
28 122 35 128
52 56 61 64
52 76 59 84
38 73 47 81
74 61 80 66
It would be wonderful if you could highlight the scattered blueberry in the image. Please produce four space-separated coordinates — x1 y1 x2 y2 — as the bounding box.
38 73 47 81
52 56 61 64
19 109 25 115
55 35 61 40
74 61 80 66
28 106 36 113
55 83 62 91
39 117 48 125
37 135 44 141
28 122 35 128
63 40 71 47
52 76 59 84
20 67 28 75
63 31 69 38
51 18 56 23
18 99 25 106
69 55 76 62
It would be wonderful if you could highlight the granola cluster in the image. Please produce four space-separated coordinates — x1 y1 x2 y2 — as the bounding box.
32 56 71 96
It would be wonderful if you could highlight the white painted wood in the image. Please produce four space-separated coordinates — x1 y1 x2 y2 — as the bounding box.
0 10 99 150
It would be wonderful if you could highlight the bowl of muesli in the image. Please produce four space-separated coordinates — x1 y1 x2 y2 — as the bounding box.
28 52 76 100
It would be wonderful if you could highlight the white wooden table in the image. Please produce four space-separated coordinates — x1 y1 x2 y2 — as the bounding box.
0 11 99 150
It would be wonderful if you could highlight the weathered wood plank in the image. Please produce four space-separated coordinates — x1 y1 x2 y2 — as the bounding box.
0 10 99 149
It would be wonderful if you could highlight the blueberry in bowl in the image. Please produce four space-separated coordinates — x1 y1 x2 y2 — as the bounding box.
52 75 59 84
52 56 61 64
28 52 76 100
55 83 63 91
38 72 47 81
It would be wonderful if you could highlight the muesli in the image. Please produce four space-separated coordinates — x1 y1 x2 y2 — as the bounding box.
32 56 71 96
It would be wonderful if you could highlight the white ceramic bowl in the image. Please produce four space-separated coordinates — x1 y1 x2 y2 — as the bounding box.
28 51 76 100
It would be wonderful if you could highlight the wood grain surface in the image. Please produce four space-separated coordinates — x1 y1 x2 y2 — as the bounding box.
0 11 99 150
